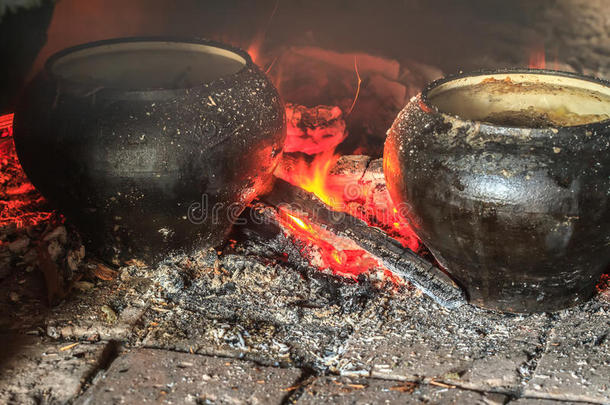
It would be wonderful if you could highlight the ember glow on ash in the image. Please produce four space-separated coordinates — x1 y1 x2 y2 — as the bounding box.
1 115 54 228
0 113 14 138
277 207 402 284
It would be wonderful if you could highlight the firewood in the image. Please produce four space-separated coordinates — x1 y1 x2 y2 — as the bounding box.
261 179 466 309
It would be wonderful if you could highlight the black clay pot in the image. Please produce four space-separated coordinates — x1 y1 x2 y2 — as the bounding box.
14 37 285 265
384 69 610 313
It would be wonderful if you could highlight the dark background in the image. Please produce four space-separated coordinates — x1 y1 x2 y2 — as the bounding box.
1 0 608 113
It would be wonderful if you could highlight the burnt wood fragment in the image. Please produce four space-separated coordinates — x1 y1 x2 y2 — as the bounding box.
261 178 466 309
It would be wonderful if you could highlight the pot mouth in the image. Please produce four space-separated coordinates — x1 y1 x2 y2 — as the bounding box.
423 69 610 128
47 37 250 93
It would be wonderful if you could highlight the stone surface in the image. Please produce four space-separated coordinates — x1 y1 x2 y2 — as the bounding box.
510 399 583 405
297 376 509 405
334 301 550 392
42 268 151 342
523 302 610 404
76 348 303 405
0 336 106 405
0 184 608 404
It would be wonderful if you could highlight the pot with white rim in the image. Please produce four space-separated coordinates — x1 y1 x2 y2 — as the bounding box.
384 68 610 313
13 37 286 265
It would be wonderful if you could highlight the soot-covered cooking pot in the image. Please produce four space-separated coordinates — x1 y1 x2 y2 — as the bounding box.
14 37 286 264
384 69 610 312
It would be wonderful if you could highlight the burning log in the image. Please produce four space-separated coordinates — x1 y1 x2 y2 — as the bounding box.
329 155 418 249
260 178 466 309
276 154 420 251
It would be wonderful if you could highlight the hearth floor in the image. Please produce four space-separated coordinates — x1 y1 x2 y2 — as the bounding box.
1 246 609 404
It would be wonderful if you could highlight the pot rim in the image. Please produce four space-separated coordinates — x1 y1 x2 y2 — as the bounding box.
420 68 610 131
44 36 255 99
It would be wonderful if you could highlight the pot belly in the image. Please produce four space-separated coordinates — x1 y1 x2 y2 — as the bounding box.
385 69 610 313
14 39 286 265
398 152 610 312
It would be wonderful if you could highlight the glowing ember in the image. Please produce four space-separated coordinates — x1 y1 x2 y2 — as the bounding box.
0 116 54 228
278 207 402 283
0 113 14 138
376 202 419 252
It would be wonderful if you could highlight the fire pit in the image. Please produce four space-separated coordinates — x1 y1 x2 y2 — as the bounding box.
1 1 609 404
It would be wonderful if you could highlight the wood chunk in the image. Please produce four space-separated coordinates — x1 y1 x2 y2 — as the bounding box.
329 155 372 178
261 179 466 309
271 46 410 150
93 262 118 281
36 244 64 305
0 337 105 404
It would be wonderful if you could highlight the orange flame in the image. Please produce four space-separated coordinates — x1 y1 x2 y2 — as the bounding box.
528 43 546 69
246 39 263 66
246 0 279 65
291 151 343 208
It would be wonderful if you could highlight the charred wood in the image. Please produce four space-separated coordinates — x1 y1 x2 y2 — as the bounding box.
261 179 466 309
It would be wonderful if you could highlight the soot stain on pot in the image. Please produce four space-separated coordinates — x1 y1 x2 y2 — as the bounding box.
14 38 286 266
384 71 610 312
